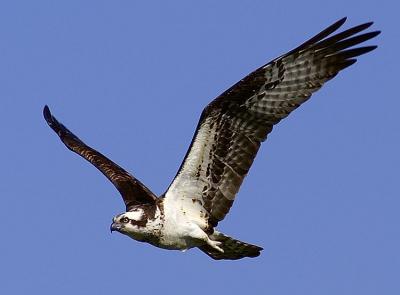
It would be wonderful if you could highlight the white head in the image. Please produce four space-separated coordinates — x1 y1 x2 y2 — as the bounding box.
110 207 148 241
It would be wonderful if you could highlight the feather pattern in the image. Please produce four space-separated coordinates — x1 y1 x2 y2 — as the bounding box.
165 18 380 227
43 106 157 210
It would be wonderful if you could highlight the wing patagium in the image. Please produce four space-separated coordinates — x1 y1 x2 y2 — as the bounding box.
43 106 157 210
165 18 380 227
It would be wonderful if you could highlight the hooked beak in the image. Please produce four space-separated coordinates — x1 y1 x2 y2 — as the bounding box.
110 222 122 233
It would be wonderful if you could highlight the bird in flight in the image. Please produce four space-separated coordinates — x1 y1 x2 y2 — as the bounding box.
44 18 379 260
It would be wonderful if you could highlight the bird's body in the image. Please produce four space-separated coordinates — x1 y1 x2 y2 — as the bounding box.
112 196 226 252
44 18 379 260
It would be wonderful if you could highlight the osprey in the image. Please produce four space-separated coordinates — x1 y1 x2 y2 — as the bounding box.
44 18 379 260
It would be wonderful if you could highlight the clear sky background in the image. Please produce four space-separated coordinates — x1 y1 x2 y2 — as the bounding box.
0 1 398 294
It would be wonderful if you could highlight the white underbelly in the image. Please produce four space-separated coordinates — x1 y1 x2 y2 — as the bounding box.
158 216 198 250
158 199 207 250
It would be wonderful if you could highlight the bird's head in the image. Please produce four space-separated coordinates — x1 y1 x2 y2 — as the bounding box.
110 207 148 241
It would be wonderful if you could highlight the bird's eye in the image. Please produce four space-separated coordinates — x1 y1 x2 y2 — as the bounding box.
121 217 129 223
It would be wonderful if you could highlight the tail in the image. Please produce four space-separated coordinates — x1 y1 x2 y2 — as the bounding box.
199 231 263 260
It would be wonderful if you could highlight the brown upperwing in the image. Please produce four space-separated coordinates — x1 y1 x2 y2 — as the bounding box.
43 106 158 211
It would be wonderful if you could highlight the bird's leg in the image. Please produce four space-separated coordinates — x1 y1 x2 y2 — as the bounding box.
188 223 224 253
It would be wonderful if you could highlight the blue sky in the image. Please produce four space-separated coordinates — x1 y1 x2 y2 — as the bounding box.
0 1 398 294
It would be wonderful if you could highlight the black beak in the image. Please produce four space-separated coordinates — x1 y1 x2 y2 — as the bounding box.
110 222 122 233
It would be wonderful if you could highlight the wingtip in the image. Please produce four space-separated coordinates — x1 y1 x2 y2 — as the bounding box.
43 105 52 124
340 58 358 71
368 45 378 51
337 17 347 27
374 30 382 37
363 21 374 28
326 17 347 34
43 105 60 133
43 104 50 114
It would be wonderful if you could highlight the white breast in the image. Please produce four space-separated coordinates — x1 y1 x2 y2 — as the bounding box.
158 195 207 250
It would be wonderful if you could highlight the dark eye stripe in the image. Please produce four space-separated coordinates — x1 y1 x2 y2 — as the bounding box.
130 219 148 227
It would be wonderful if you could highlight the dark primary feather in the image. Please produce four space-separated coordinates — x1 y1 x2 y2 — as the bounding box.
166 18 380 227
43 106 157 210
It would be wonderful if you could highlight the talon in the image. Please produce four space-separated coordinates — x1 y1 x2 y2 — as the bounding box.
208 240 224 253
215 246 224 253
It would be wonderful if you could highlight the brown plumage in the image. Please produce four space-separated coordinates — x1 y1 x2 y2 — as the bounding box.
43 106 158 210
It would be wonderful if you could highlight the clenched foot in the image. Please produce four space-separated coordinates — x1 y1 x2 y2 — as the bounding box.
207 240 224 253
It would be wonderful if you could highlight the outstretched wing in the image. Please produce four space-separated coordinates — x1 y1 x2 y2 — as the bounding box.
164 18 380 228
43 106 158 210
